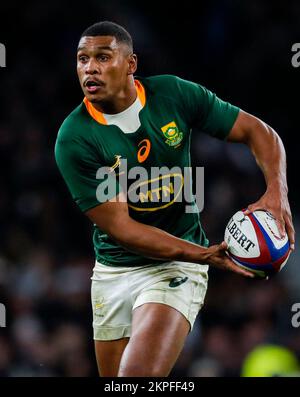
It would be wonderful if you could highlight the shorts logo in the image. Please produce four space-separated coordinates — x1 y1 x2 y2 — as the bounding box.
161 121 183 148
169 276 188 288
94 298 105 317
95 302 104 310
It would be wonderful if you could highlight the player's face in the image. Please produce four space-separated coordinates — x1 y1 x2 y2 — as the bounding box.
77 36 135 104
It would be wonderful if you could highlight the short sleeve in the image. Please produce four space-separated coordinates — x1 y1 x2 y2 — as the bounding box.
55 138 121 212
176 77 240 140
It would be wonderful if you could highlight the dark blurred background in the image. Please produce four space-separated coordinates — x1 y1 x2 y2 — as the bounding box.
0 0 299 377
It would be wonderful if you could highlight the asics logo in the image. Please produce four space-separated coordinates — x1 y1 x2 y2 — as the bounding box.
169 276 188 288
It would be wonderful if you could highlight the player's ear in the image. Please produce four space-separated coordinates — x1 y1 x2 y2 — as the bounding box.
127 53 137 75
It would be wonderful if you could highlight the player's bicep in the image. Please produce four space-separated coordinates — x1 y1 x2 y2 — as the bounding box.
85 191 130 237
227 109 262 143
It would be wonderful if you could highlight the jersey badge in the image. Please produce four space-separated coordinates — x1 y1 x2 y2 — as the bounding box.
161 121 183 148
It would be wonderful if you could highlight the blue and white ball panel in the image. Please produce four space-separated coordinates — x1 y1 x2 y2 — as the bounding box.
224 210 290 278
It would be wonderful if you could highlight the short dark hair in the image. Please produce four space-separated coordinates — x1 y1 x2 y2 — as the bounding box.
80 21 133 51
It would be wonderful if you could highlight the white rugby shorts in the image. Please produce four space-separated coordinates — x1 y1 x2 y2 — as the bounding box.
91 260 209 340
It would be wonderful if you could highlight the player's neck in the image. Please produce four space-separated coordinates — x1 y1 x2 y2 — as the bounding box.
92 78 137 115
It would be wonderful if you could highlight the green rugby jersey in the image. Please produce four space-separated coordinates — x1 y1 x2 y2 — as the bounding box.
55 75 239 266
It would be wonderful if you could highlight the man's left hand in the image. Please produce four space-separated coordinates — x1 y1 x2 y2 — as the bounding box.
244 187 295 251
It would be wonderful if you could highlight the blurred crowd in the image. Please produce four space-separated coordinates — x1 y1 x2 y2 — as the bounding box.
0 0 299 376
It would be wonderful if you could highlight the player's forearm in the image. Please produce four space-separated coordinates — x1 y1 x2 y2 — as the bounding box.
109 217 209 264
246 119 288 193
86 196 210 264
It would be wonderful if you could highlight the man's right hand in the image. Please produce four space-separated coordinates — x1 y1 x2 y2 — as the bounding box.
204 241 255 278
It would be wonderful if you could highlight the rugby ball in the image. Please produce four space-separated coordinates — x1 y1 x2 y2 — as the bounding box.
224 209 290 278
